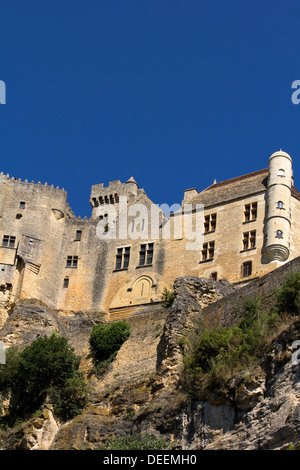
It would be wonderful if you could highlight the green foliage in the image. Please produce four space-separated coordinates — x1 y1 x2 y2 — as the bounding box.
98 433 171 450
183 296 278 397
0 334 88 421
49 373 89 421
89 320 131 368
0 347 21 394
161 287 176 308
275 271 300 315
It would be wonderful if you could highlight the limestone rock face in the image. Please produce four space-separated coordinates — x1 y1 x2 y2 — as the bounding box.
1 275 300 450
17 406 59 450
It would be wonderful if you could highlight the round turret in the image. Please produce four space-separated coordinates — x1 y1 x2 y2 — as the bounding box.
125 176 139 197
263 150 292 262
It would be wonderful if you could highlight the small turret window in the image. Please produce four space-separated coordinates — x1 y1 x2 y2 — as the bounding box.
277 201 284 209
276 230 283 238
278 169 285 177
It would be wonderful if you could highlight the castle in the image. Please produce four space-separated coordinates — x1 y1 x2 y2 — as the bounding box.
0 149 300 325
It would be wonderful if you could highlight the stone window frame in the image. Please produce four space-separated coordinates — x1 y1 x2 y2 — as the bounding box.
204 213 217 234
114 246 131 271
201 240 215 262
75 230 82 241
244 202 257 223
66 255 78 268
138 242 154 267
2 235 16 248
242 230 256 251
242 261 252 278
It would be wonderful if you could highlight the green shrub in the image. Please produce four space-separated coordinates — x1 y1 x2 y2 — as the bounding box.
161 287 176 308
89 320 131 367
0 334 88 420
99 433 171 450
49 373 89 421
183 296 278 397
275 271 300 315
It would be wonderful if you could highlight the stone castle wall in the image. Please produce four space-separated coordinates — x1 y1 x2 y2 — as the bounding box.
1 149 300 320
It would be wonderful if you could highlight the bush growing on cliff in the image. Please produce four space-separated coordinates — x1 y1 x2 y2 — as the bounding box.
0 334 88 421
275 271 300 315
89 320 131 373
161 287 176 308
183 296 278 396
98 433 172 450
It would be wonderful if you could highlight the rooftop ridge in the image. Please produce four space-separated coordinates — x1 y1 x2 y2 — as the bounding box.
202 168 268 192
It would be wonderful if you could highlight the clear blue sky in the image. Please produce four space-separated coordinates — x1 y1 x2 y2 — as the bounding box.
2 1 300 216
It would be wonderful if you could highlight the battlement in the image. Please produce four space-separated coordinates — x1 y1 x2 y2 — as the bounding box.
90 177 139 210
0 172 67 196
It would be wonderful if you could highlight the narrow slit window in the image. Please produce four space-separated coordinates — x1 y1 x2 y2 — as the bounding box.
76 230 82 240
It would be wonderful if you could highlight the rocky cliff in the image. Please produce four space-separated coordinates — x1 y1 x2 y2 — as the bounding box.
0 267 300 450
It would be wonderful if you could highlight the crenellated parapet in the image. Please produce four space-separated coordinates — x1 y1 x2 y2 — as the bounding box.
0 171 68 196
89 177 140 218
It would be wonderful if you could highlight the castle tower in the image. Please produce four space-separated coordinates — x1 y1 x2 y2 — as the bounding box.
263 150 293 262
125 176 139 197
89 177 140 219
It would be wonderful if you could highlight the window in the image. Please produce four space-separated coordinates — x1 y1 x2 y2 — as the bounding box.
19 201 25 209
66 255 78 268
278 169 285 177
242 230 256 250
242 261 252 278
202 241 215 261
99 213 109 232
115 246 131 270
204 214 217 233
277 201 284 209
63 278 69 288
75 230 82 240
276 230 283 238
2 235 16 248
211 272 218 281
244 202 257 222
139 243 154 266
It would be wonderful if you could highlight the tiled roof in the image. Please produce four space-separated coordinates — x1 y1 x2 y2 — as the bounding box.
189 169 269 208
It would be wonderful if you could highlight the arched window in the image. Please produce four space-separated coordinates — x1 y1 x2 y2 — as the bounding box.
276 230 283 238
277 201 284 209
278 169 285 177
